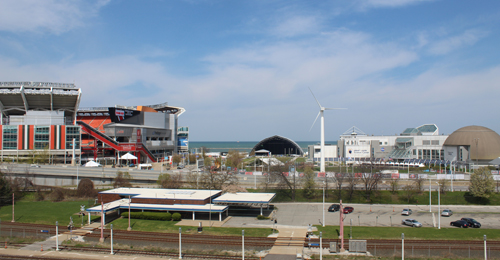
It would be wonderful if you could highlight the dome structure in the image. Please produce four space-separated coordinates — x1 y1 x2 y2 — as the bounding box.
443 125 500 161
250 135 304 156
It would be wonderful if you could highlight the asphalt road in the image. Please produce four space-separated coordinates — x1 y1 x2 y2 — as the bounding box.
7 163 472 191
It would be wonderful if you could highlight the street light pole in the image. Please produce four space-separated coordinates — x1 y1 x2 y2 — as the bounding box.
436 183 441 229
322 181 325 227
429 178 432 212
127 195 131 231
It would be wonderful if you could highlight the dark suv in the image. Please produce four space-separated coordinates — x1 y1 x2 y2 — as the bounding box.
461 218 481 228
328 204 340 212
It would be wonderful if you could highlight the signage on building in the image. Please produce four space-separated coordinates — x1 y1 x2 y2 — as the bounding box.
108 108 140 123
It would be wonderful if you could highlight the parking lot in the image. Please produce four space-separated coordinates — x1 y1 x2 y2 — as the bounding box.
273 203 500 229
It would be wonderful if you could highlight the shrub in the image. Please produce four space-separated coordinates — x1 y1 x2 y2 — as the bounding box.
120 211 172 221
49 187 65 202
172 212 182 221
257 215 269 220
77 178 97 198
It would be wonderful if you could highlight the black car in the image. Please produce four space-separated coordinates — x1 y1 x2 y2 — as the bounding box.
461 218 481 228
450 220 469 228
328 204 340 212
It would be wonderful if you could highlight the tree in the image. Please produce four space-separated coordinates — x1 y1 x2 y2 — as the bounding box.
157 173 183 189
389 178 399 194
333 172 346 200
172 155 181 165
77 178 97 198
226 150 244 170
360 171 382 201
302 166 316 199
113 171 133 188
269 160 302 200
198 169 238 190
346 172 357 201
0 171 12 206
413 176 425 194
438 179 448 194
469 167 495 199
401 183 418 203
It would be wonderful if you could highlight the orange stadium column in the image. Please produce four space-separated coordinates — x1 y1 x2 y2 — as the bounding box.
29 125 34 150
17 125 23 150
60 125 66 150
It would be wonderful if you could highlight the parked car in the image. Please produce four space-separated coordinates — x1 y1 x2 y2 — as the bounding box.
441 209 453 217
328 204 340 212
402 219 422 227
401 208 412 216
450 220 469 228
461 218 481 228
343 206 354 214
30 164 40 168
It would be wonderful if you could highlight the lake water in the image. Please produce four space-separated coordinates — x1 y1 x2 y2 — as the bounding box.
188 141 337 153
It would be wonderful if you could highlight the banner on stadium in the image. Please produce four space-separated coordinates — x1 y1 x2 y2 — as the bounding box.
399 174 409 179
492 170 499 175
317 172 325 177
253 171 263 176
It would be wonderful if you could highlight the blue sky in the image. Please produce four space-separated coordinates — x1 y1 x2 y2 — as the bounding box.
1 0 500 141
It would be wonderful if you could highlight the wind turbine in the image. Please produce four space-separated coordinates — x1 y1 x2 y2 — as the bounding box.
309 88 346 173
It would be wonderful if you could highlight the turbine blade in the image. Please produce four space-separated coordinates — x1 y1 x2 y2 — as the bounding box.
309 87 322 108
309 112 321 132
324 107 347 110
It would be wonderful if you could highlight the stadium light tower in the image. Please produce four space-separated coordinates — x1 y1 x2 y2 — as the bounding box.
309 88 346 173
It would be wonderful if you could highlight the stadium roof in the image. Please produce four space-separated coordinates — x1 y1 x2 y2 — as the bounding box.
0 82 81 119
78 102 185 115
250 135 304 156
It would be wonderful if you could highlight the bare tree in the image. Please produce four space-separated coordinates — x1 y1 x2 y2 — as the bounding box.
438 179 448 194
198 169 238 190
346 172 357 201
333 172 346 200
157 173 183 189
413 176 425 194
401 183 418 203
268 161 301 200
360 171 382 201
389 178 399 194
113 171 133 188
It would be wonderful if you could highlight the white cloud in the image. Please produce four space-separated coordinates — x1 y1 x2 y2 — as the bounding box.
357 0 436 9
270 15 321 38
427 29 489 55
0 0 110 34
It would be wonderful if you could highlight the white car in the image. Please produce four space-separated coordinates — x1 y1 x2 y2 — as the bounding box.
441 209 453 217
401 208 412 216
402 218 422 227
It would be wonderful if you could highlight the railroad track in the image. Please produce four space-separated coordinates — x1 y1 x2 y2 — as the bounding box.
57 245 260 260
304 238 500 250
85 229 276 247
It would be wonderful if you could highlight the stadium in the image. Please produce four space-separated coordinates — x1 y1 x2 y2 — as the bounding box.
0 82 188 164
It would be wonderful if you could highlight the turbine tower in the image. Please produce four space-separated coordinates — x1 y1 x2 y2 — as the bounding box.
309 88 346 173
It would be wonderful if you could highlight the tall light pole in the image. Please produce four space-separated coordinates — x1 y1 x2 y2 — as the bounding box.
436 182 441 229
322 181 325 227
127 195 131 231
429 178 432 212
179 227 182 259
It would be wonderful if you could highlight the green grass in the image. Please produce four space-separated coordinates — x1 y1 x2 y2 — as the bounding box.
110 217 272 237
315 225 500 241
0 198 99 226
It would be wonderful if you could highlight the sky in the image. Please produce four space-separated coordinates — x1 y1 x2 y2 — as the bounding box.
1 0 500 142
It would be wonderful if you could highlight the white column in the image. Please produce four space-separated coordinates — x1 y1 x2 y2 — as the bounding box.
219 212 222 221
88 212 91 225
192 212 195 220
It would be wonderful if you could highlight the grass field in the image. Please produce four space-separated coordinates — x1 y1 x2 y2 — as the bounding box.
315 225 500 241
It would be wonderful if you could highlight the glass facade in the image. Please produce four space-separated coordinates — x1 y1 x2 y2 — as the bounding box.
34 126 50 149
3 126 17 149
65 126 80 149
